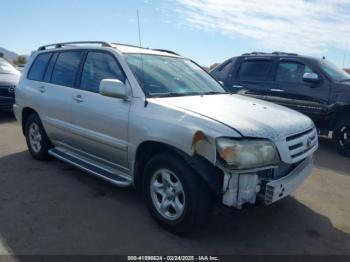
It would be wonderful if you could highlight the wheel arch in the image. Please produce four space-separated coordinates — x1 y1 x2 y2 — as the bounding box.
133 140 223 195
21 107 39 135
329 105 350 130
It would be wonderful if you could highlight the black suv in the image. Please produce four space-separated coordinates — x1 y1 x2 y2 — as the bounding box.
210 52 350 157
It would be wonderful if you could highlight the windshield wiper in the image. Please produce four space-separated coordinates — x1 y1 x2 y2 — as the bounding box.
339 78 350 83
201 91 228 95
151 91 228 98
151 92 200 98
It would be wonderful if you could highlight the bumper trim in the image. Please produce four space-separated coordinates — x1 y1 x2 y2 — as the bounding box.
265 157 313 205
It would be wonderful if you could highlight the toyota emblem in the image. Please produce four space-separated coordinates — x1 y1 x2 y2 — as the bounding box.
8 86 16 93
306 137 312 148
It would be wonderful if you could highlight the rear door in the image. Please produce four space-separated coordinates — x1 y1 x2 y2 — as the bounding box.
70 50 130 168
38 50 84 145
26 51 83 145
266 59 330 118
232 58 274 99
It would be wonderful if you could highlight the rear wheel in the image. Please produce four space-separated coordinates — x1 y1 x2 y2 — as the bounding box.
333 117 350 157
143 153 214 234
25 114 52 160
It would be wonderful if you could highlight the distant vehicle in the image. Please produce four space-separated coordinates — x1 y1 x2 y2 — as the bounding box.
210 52 350 157
15 65 25 72
14 42 317 233
0 58 20 111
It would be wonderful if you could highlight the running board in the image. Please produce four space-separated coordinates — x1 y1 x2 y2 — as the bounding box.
49 148 132 187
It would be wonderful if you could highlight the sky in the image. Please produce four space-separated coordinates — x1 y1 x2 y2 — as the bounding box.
1 0 350 68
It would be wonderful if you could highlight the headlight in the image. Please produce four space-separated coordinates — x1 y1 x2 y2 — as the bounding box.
216 138 280 170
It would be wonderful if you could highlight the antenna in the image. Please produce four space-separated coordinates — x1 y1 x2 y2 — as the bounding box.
137 9 142 47
136 9 147 106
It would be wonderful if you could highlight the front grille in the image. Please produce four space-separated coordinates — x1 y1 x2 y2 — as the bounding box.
286 128 317 162
0 85 15 98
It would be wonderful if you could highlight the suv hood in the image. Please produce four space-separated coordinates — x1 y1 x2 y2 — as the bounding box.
154 94 314 142
0 74 20 86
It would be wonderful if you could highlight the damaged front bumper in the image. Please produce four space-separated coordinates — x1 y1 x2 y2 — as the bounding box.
222 157 313 209
264 157 313 205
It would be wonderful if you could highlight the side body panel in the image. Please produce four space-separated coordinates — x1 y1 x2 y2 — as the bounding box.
70 86 131 168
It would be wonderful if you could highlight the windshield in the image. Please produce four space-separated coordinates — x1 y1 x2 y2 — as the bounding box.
0 58 20 75
318 59 350 82
124 54 226 97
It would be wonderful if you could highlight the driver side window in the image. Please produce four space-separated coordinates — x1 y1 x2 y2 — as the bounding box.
276 61 314 83
80 52 125 93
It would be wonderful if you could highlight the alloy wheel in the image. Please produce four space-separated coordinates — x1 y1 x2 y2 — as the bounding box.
150 169 185 221
28 123 42 153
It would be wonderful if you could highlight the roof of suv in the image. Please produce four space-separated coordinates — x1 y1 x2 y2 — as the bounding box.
36 41 181 58
238 51 320 61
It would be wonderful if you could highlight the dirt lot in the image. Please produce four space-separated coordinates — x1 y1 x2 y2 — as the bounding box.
0 111 350 255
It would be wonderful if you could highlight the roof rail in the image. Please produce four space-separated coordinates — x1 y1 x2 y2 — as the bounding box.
242 51 270 56
113 43 180 56
272 51 298 56
112 42 149 50
153 49 180 56
38 41 113 51
242 51 298 56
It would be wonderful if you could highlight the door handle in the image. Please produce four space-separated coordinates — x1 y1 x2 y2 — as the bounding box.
73 94 84 103
38 86 46 93
270 88 284 92
233 85 244 89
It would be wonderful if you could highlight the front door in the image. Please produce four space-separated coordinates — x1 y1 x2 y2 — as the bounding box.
70 51 130 169
266 59 330 119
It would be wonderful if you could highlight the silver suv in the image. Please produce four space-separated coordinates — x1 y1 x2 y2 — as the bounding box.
14 41 318 234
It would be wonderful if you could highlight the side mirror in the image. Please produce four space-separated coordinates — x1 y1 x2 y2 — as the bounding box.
99 79 129 100
303 72 320 83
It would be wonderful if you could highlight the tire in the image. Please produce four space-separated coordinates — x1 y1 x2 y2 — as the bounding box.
143 152 214 234
25 114 52 161
333 117 350 157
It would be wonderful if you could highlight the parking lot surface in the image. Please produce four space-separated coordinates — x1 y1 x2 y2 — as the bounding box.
0 112 350 255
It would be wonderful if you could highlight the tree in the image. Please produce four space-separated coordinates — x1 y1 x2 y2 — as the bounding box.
0 52 4 58
13 55 27 65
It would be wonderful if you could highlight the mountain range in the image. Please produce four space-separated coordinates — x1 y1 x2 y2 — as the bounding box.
0 47 26 62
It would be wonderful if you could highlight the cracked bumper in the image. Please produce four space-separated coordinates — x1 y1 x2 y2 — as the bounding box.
264 157 313 205
222 157 313 208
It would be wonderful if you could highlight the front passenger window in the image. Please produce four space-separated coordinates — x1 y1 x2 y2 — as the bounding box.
276 62 314 83
80 52 125 93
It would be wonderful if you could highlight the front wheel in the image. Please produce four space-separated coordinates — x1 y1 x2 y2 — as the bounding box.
143 153 214 234
333 117 350 157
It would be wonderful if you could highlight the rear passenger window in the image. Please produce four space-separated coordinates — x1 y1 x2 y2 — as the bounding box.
238 60 272 81
276 62 314 83
51 51 83 87
217 60 233 75
43 53 58 82
80 52 125 93
28 53 52 81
